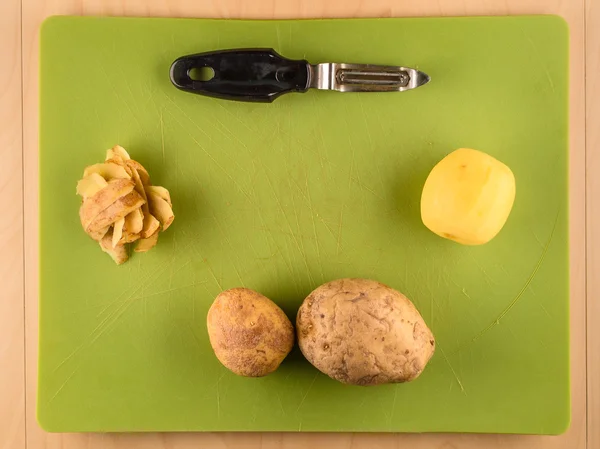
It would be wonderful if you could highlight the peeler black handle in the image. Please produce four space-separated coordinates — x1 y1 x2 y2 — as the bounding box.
169 49 310 103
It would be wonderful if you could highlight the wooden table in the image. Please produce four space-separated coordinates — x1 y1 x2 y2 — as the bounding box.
1 0 597 448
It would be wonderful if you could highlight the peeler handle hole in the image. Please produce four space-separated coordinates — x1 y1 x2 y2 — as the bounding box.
188 66 215 82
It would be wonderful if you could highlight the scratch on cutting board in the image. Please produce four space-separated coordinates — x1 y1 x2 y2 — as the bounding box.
345 116 367 215
275 390 287 418
249 181 302 294
430 293 434 325
162 95 252 179
438 343 467 395
52 243 196 374
167 232 179 305
47 365 81 404
285 169 312 205
350 175 386 203
96 61 144 135
469 210 559 346
305 174 325 283
213 100 256 135
519 26 556 92
296 372 319 413
276 24 282 51
468 254 497 286
211 113 253 158
537 300 553 318
190 371 229 405
387 385 399 427
316 213 340 244
310 94 335 180
216 375 222 419
288 180 308 255
529 225 545 248
160 111 165 165
264 169 314 286
166 112 254 204
188 242 224 291
211 212 245 287
120 64 147 125
289 178 316 286
134 280 208 302
358 96 386 193
336 204 344 256
334 118 359 256
56 260 173 371
186 322 205 353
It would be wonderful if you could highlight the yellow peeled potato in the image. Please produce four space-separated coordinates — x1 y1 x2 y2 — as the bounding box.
421 148 516 245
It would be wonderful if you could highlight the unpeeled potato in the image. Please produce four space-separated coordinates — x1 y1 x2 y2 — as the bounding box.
207 288 294 377
297 279 435 386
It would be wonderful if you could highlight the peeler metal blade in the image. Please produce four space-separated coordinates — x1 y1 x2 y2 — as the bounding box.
308 63 430 92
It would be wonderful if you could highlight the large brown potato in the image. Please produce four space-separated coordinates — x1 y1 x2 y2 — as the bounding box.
207 288 294 377
297 279 435 386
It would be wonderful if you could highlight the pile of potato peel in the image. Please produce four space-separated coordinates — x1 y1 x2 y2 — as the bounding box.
76 145 174 264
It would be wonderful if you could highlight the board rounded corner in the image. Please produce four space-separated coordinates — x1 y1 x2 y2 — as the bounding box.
40 15 67 38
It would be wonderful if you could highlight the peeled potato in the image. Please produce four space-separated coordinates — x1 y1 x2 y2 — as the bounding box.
421 148 516 245
207 288 294 377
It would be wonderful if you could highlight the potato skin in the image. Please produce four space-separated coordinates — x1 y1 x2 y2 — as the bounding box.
297 279 435 386
207 288 294 377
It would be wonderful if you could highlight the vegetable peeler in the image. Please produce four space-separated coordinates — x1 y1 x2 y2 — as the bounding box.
169 48 430 103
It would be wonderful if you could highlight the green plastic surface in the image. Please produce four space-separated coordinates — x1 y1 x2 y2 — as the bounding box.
38 15 570 434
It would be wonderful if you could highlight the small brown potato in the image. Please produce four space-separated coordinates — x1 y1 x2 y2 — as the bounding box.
297 279 435 386
207 288 294 377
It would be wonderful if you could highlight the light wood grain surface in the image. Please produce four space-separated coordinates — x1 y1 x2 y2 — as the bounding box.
0 0 595 447
586 0 599 448
0 1 25 449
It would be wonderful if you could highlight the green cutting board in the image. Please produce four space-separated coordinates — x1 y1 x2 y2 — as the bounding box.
38 15 569 434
